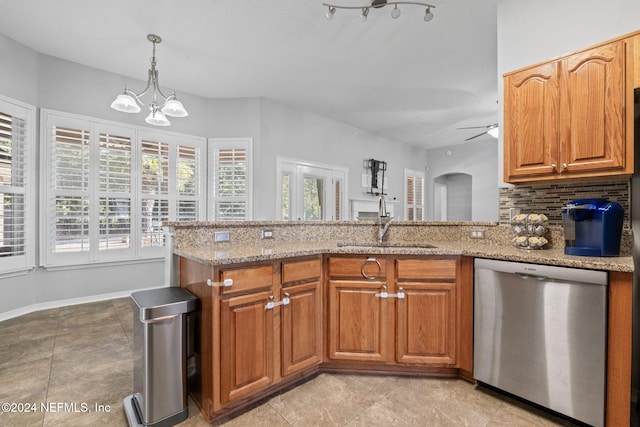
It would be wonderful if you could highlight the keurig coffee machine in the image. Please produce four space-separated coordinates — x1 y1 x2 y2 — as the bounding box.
562 198 624 257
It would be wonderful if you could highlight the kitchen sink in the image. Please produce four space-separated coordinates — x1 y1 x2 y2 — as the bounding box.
336 242 437 249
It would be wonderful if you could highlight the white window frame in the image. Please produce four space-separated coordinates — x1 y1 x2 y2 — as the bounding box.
404 168 425 221
276 157 348 221
208 137 253 221
0 95 36 274
40 109 206 268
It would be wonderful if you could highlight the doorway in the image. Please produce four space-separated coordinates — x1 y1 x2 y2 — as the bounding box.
433 173 472 221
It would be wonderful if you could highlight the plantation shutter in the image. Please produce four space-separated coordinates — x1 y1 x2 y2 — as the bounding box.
176 145 200 221
140 139 169 247
0 111 26 257
211 146 248 220
51 125 91 253
98 131 132 250
406 170 424 221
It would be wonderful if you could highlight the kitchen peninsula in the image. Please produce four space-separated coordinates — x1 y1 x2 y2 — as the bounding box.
167 220 633 426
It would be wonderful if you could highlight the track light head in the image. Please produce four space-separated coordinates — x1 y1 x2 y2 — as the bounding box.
326 6 336 20
360 7 370 22
391 4 401 19
424 6 433 21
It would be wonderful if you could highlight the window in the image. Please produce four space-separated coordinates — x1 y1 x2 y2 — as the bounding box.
0 95 35 273
42 110 206 267
209 138 252 220
405 168 424 221
276 157 347 221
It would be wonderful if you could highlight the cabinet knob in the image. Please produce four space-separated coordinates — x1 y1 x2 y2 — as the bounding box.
550 164 556 170
561 163 567 169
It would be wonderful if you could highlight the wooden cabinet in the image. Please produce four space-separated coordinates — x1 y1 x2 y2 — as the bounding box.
220 289 274 404
327 256 388 362
395 258 457 365
179 255 322 421
504 37 635 183
281 259 323 376
327 255 460 367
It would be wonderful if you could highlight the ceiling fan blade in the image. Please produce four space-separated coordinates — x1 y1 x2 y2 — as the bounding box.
457 126 490 130
464 131 487 141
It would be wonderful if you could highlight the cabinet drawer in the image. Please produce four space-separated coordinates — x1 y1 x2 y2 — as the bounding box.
329 256 386 279
220 265 273 295
282 258 321 285
396 258 457 281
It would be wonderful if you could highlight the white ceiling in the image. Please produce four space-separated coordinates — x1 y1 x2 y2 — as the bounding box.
0 0 499 150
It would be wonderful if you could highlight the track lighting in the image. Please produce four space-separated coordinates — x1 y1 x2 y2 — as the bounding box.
323 1 436 22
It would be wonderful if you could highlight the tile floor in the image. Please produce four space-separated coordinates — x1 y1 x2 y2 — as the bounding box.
0 298 612 426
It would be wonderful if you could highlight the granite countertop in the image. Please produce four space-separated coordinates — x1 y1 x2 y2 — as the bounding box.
174 240 634 273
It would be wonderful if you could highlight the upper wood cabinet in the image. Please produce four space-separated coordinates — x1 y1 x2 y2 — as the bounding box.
504 36 635 183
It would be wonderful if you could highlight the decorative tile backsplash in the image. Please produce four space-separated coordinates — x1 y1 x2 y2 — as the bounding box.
499 179 631 227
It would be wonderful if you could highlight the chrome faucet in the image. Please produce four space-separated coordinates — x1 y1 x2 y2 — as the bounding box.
378 195 392 244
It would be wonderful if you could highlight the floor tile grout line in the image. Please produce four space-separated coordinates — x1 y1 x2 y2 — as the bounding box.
111 299 133 351
41 308 62 427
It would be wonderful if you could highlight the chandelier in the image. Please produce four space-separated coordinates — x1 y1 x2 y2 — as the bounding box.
323 0 435 22
110 34 188 127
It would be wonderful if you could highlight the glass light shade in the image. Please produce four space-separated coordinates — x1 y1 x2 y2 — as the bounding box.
145 110 170 126
424 8 433 22
110 93 141 113
488 127 499 138
391 6 401 19
161 99 189 117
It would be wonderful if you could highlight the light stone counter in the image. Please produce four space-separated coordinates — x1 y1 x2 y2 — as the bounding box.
173 239 634 273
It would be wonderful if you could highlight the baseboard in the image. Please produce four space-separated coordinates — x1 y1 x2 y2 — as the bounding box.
0 284 165 322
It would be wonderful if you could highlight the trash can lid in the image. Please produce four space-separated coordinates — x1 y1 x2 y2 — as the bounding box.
131 287 197 320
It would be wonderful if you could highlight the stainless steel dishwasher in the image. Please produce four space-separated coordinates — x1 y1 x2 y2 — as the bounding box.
474 258 607 427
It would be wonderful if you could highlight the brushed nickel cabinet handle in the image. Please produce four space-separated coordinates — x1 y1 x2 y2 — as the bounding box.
361 257 382 280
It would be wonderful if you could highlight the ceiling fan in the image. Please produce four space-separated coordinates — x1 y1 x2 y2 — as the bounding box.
457 123 499 141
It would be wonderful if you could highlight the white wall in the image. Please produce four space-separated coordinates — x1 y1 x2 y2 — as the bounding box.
258 99 429 220
426 140 499 221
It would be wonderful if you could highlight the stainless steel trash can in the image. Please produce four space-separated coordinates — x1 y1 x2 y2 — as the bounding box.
124 288 197 427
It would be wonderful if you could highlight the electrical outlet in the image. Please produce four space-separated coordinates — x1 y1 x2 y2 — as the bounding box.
214 231 230 242
261 230 274 239
469 228 485 239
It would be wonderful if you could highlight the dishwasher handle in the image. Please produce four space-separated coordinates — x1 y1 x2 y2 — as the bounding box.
516 273 548 281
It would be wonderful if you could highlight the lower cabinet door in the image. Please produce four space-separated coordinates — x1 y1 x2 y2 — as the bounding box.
219 290 274 405
281 281 322 376
396 283 456 365
328 280 388 362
